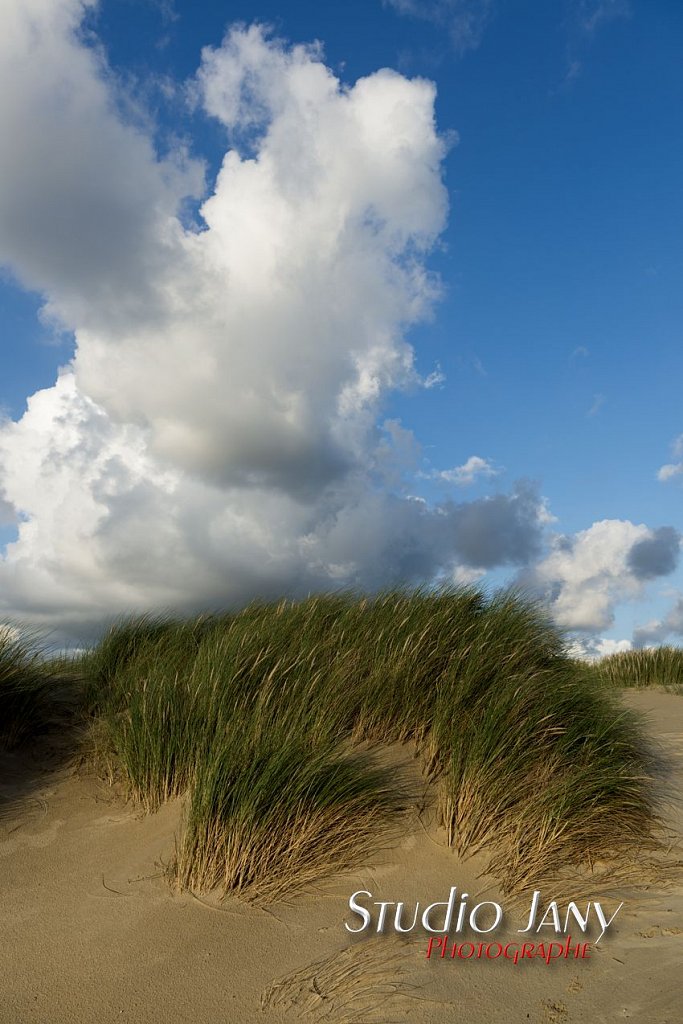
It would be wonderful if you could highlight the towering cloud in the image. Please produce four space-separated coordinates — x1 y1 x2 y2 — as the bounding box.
0 5 552 641
3 4 673 649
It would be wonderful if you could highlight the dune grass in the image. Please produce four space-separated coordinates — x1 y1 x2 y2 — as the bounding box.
175 731 407 902
0 628 77 751
592 646 683 695
5 588 670 902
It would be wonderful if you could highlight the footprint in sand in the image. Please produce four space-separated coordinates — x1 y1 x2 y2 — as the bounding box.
541 998 569 1022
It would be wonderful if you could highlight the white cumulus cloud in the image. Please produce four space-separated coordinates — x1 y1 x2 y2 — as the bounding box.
0 0 204 335
567 636 633 661
657 433 683 482
436 455 499 486
0 7 553 642
525 519 680 633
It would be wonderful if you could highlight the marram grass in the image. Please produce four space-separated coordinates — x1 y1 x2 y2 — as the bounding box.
591 646 683 695
174 729 408 902
0 627 77 751
7 588 673 902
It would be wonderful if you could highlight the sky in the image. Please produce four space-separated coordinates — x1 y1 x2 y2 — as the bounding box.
0 0 681 652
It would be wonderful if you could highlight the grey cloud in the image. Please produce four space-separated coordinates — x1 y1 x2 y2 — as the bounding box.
632 621 667 648
447 481 545 568
0 495 17 527
627 527 680 580
633 597 683 648
277 480 547 595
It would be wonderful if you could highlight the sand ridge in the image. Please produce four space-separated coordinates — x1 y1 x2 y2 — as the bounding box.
1 690 682 1023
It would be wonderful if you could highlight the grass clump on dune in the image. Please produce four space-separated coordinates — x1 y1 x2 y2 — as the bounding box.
0 627 76 752
592 646 683 695
440 663 654 892
13 587 671 902
83 613 212 714
421 593 655 894
175 728 406 902
89 606 410 896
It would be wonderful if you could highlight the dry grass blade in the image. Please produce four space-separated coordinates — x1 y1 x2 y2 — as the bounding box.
261 937 420 1022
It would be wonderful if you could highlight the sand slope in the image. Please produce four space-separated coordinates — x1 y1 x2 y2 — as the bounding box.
1 690 681 1024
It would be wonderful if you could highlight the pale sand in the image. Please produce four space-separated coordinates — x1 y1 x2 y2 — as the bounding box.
1 690 681 1024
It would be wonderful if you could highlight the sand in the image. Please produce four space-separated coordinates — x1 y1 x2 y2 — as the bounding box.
1 689 682 1024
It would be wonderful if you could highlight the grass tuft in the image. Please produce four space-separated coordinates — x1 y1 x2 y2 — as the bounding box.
0 627 76 751
174 729 407 902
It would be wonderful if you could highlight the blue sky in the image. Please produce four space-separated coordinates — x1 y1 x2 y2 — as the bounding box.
0 0 681 650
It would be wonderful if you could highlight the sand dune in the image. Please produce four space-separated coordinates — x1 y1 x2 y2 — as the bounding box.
1 689 681 1024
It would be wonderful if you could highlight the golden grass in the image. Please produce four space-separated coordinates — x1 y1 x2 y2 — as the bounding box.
261 937 421 1023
